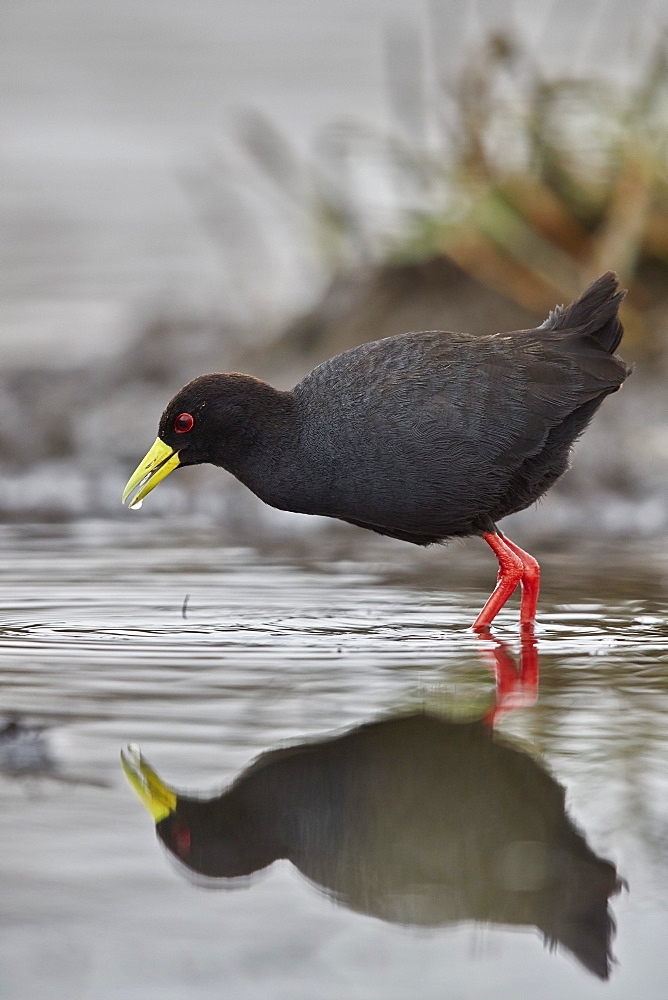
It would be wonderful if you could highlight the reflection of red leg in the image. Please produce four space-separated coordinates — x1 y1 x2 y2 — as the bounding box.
501 536 541 629
480 631 539 727
518 632 539 695
472 533 523 631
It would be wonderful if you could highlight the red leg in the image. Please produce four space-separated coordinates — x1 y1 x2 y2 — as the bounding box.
472 532 523 631
501 536 541 630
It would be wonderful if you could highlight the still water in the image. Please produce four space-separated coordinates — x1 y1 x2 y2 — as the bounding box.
1 520 667 999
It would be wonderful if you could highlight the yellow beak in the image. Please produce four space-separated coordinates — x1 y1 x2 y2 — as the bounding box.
121 745 177 823
122 438 180 508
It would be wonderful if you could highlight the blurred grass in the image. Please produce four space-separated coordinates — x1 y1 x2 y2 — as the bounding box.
235 29 668 359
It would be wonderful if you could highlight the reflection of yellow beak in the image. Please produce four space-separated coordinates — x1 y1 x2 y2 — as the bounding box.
122 438 180 508
121 745 177 823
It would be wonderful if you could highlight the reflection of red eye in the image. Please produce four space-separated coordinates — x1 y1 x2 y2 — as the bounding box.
174 413 194 433
172 821 191 858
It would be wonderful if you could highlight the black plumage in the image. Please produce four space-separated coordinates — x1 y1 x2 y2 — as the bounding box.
123 712 621 979
124 271 629 628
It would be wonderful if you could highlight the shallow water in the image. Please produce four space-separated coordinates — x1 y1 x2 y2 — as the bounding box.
1 520 668 999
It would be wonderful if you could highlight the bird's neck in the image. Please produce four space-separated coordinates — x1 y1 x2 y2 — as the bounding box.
208 376 300 490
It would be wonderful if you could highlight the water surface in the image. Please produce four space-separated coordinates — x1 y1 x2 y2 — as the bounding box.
1 521 667 999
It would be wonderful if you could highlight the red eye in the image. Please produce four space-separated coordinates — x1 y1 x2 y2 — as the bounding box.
174 412 194 433
172 821 191 858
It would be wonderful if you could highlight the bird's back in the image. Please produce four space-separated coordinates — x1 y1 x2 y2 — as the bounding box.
283 274 629 543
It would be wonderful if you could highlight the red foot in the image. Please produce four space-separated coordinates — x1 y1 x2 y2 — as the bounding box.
472 531 541 630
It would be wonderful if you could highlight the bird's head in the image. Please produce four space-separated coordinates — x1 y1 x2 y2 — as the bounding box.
122 373 291 508
121 744 280 879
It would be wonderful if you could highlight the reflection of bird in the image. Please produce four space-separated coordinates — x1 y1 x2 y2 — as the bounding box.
123 272 628 628
122 712 620 979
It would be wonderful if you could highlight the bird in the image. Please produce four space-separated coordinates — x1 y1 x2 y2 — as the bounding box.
121 709 621 979
122 271 629 629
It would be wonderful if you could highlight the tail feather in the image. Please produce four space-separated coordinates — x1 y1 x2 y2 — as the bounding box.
541 272 626 354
